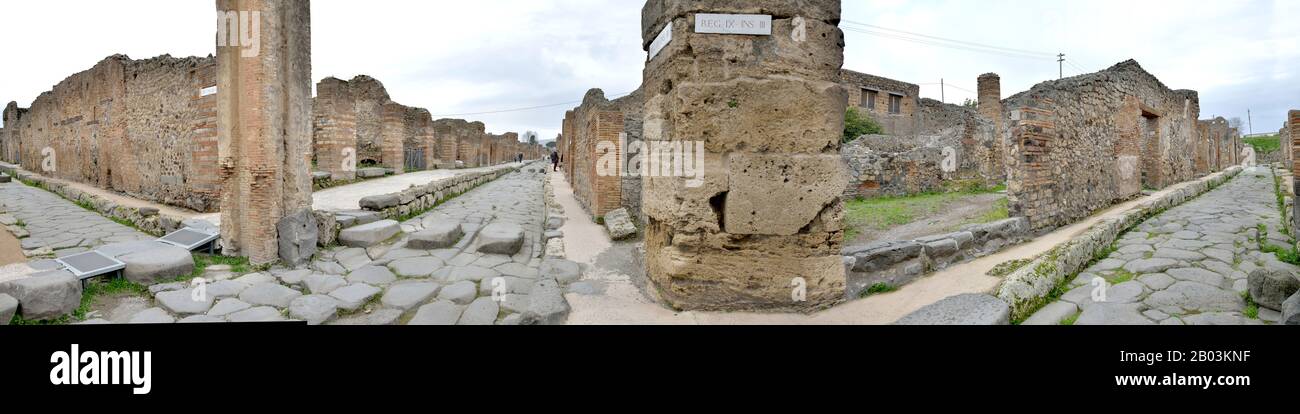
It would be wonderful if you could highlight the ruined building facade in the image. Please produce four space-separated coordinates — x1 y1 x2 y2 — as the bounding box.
1002 60 1206 232
0 54 221 212
558 88 644 220
840 70 1002 198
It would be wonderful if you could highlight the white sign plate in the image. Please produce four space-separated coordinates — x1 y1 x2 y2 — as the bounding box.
200 86 218 97
694 13 772 35
648 21 673 60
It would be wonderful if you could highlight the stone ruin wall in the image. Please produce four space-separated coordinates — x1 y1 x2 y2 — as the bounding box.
640 0 849 310
312 75 434 176
1 103 29 164
1003 60 1202 232
616 89 645 222
840 69 919 136
561 89 625 218
2 54 221 212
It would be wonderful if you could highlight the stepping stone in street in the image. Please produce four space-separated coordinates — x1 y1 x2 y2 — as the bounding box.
0 270 81 320
238 283 303 308
338 220 400 248
407 301 464 325
476 223 524 255
407 222 463 250
288 295 340 325
118 243 194 285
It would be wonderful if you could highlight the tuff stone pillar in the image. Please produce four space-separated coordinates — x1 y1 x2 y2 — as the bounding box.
216 0 316 265
640 0 849 311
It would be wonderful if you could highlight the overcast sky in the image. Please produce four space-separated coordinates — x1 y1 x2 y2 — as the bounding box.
1 0 1296 138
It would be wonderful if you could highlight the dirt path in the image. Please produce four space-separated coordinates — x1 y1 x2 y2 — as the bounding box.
854 192 1004 246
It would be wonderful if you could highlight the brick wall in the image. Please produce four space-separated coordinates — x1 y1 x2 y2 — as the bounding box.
840 69 920 136
312 75 438 174
562 89 631 218
1004 60 1201 232
4 54 222 212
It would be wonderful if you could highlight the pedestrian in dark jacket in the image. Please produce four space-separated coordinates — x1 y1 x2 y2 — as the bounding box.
550 151 559 172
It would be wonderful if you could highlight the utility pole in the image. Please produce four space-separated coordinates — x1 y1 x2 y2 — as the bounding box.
940 78 945 103
1057 53 1065 80
1247 109 1254 136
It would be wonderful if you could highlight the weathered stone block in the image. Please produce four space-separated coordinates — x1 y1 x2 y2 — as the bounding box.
724 154 848 235
476 223 525 255
407 221 463 250
0 270 82 320
338 219 400 247
604 208 637 240
119 244 195 285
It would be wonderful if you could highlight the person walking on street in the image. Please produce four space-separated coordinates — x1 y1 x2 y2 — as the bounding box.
550 151 559 172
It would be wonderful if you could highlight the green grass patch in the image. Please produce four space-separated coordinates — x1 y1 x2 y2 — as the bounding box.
9 276 149 326
859 282 898 298
1105 269 1135 284
1059 312 1080 326
987 258 1032 277
1242 291 1260 319
844 187 1007 240
1245 134 1281 154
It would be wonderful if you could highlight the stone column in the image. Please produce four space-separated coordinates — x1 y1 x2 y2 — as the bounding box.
380 103 405 174
977 73 1004 182
640 0 849 311
216 0 316 266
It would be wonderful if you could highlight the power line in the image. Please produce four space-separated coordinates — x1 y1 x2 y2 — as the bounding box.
841 20 1056 58
841 26 1054 61
428 91 635 118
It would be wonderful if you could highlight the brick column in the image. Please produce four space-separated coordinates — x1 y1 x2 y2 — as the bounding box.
977 73 1004 177
313 78 357 180
641 0 848 311
216 0 316 265
380 103 405 174
1291 110 1300 231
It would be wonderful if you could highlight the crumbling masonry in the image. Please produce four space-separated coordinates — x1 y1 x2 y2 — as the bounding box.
559 88 644 219
640 0 849 311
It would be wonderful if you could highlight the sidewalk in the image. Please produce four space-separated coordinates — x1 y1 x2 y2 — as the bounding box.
558 169 1235 324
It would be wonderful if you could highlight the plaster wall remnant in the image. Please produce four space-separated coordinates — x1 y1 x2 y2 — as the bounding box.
640 0 849 311
216 0 316 266
1002 60 1202 233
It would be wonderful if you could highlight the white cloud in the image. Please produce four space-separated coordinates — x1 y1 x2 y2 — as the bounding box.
1 0 1295 134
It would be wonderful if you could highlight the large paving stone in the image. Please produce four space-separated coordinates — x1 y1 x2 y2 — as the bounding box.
1247 268 1300 311
522 278 570 325
458 297 499 325
1144 281 1243 313
155 288 215 315
1167 268 1225 286
387 257 445 278
207 298 252 317
407 222 464 250
338 220 400 248
893 294 1010 325
288 295 340 325
118 243 195 285
476 223 524 255
178 315 226 324
128 307 176 324
539 259 581 283
335 248 373 271
1074 303 1154 325
380 282 440 311
226 306 287 322
347 265 397 286
1123 258 1179 274
304 274 347 295
238 283 303 308
0 293 17 325
329 283 382 312
1022 301 1079 325
1281 292 1300 325
438 281 478 305
408 300 464 325
0 270 81 320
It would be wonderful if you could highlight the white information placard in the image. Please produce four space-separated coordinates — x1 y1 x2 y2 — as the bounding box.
200 86 218 97
649 21 673 60
694 13 772 35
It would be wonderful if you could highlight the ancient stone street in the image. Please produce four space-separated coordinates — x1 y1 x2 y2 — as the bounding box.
1026 167 1289 325
0 180 152 258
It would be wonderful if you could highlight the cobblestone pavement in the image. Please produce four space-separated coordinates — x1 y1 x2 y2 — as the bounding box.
91 165 582 325
0 181 153 258
1029 167 1290 325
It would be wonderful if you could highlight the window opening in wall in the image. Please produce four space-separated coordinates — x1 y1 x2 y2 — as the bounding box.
862 89 877 110
888 94 902 114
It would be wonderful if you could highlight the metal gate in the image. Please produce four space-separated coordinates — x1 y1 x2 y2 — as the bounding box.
404 148 426 171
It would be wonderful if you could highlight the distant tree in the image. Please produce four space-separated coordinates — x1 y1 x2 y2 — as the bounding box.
843 107 883 143
1229 117 1244 131
545 141 557 149
962 98 977 109
524 130 539 145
